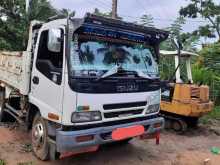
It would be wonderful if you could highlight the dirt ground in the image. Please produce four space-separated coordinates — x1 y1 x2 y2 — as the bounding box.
0 123 220 165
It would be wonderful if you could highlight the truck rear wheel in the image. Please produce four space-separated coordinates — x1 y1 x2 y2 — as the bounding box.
0 89 6 122
32 113 50 161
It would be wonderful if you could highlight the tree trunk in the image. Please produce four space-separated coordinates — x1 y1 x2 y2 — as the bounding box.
207 16 220 41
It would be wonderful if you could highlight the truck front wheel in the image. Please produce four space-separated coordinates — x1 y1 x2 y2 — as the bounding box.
32 113 50 160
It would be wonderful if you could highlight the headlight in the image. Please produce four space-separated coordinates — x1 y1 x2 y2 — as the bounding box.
146 104 160 114
72 111 102 123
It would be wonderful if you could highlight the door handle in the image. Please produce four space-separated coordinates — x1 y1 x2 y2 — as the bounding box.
32 76 39 85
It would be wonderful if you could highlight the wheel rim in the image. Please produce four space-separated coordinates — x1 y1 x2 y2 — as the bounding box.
172 121 182 132
32 122 45 149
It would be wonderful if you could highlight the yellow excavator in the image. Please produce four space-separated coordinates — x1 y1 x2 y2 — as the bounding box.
159 50 213 132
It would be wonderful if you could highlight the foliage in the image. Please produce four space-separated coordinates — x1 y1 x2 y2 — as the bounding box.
0 159 6 165
169 16 186 38
160 17 199 52
140 14 154 27
93 8 122 20
0 0 74 51
180 0 220 40
17 162 34 165
93 8 111 18
27 0 56 21
192 65 215 85
59 8 75 17
159 56 175 80
160 17 186 51
199 43 220 74
0 0 57 51
193 43 220 103
195 25 216 39
200 106 220 124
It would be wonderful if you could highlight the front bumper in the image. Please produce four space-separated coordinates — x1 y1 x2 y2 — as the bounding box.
56 117 164 153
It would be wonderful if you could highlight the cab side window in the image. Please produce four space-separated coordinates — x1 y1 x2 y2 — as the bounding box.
36 29 64 85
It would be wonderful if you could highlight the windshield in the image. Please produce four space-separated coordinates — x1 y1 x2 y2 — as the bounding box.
70 35 159 78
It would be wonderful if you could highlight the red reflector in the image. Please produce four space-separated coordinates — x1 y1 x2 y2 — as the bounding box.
112 125 144 141
76 135 94 142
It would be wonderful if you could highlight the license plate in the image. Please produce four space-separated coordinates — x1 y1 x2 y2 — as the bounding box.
112 125 145 141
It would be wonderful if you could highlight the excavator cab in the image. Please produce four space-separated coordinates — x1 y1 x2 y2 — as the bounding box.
159 50 213 132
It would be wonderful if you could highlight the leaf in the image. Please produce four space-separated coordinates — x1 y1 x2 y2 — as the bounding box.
140 14 155 27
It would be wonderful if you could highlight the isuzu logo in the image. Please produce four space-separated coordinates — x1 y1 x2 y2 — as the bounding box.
116 83 139 92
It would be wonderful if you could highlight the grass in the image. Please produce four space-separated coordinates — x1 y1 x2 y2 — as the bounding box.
17 162 34 165
200 106 220 124
0 159 6 165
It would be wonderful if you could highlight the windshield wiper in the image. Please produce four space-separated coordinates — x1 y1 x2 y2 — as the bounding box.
135 70 159 80
96 64 159 81
96 65 121 81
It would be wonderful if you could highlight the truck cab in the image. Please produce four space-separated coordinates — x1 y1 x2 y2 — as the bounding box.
0 14 168 160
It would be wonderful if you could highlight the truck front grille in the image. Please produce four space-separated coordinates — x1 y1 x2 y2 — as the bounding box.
103 101 147 119
103 101 147 110
104 109 144 118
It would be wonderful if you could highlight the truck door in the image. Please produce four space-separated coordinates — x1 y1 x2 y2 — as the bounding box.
29 28 65 122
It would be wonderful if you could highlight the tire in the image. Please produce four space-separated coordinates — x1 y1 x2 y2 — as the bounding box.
172 119 188 133
31 113 50 161
0 89 6 122
187 117 199 128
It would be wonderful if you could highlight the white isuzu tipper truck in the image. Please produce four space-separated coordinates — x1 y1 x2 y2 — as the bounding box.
0 14 168 160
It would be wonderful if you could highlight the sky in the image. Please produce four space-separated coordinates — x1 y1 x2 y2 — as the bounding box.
50 0 212 33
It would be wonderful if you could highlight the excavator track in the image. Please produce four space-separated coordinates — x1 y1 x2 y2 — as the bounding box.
160 113 188 133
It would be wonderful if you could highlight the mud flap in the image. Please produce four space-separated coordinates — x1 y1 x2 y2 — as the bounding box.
48 139 57 161
140 132 160 145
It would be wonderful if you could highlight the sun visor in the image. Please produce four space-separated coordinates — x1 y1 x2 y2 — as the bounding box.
70 13 169 45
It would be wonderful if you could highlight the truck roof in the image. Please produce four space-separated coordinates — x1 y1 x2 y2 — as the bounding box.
71 13 169 44
41 13 169 44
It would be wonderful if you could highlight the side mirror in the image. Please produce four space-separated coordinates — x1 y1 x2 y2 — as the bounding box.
48 29 62 53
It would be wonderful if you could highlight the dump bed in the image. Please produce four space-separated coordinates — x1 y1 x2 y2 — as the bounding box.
0 51 31 95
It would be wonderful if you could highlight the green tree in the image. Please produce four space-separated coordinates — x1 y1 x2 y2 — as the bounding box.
159 17 200 81
59 8 75 17
169 16 186 38
140 14 154 27
93 8 122 20
199 43 220 74
193 42 220 103
93 8 111 18
160 17 199 52
0 0 57 51
180 0 220 40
